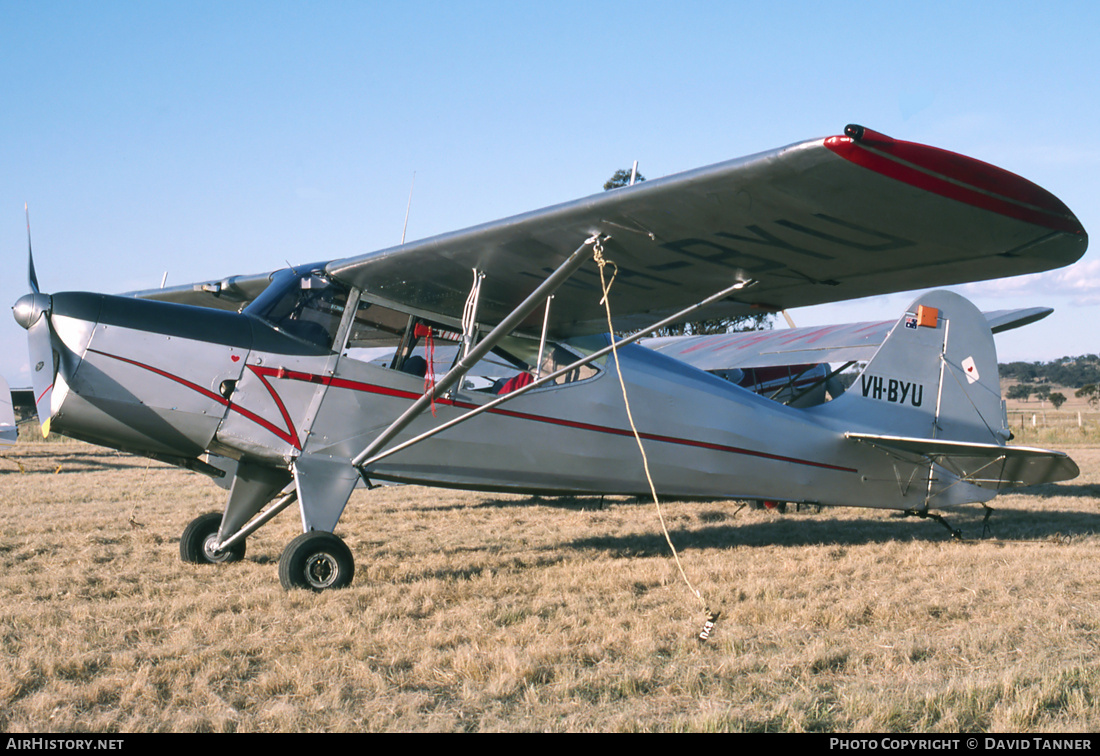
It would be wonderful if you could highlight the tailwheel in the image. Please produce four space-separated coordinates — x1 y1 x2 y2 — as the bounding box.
278 531 354 591
180 512 246 564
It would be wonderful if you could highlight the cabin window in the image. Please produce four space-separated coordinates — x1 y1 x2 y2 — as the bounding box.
334 303 603 394
473 336 600 394
344 301 414 349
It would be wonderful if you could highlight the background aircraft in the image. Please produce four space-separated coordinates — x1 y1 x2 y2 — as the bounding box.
643 307 1053 406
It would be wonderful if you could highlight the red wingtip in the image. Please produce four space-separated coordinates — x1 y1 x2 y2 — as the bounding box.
825 127 1085 236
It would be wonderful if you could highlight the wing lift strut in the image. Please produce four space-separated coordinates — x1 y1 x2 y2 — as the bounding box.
353 250 758 474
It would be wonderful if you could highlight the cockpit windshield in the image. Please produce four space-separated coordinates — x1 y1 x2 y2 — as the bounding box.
245 268 349 350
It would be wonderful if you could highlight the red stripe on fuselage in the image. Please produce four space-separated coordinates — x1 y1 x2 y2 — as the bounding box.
89 352 856 474
252 366 857 473
87 349 302 449
244 365 303 449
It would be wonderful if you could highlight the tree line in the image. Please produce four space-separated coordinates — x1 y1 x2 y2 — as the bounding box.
1001 355 1100 409
1000 354 1100 387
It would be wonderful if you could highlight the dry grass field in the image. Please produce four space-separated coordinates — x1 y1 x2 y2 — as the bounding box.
1 441 1099 732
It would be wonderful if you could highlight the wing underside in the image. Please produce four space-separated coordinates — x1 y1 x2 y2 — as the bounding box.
132 126 1087 337
326 127 1085 337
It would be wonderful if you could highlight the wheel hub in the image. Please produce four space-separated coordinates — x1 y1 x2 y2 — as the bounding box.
202 533 228 562
303 553 339 588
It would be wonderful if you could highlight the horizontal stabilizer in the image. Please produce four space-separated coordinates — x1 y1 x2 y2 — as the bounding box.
846 432 1079 488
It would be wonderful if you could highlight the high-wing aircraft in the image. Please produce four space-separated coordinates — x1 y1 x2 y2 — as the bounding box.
12 125 1089 591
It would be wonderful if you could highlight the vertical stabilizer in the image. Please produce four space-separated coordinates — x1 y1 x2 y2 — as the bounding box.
829 290 1006 445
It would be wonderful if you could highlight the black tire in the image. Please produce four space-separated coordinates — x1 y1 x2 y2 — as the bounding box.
179 512 246 564
278 531 354 591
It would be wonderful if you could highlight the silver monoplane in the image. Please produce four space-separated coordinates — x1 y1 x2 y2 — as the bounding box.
12 125 1089 591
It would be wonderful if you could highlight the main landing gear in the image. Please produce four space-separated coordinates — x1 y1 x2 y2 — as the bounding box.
180 512 246 564
278 531 355 591
179 513 355 592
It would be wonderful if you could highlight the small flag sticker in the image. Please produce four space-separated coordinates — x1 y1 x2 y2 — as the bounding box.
962 356 979 384
904 315 918 329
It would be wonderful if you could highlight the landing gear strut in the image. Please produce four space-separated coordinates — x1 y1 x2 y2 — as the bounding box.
903 508 963 540
278 531 355 591
981 504 995 538
180 512 246 564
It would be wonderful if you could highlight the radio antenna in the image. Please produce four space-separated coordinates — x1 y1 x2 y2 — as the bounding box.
401 171 416 244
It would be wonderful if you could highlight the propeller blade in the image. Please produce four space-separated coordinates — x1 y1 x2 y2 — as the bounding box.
18 207 53 435
25 203 40 295
26 314 56 437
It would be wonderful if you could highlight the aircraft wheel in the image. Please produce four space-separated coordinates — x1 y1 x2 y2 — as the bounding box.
179 512 246 564
278 531 354 591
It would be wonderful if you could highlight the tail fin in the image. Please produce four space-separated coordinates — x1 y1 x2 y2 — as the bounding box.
823 290 1077 492
830 290 1006 444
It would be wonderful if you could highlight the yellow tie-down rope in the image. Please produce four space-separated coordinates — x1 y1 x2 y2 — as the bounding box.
592 239 721 642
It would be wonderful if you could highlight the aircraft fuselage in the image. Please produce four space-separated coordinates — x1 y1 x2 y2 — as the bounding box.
39 287 989 512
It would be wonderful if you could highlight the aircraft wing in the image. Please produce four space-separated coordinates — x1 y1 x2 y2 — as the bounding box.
132 126 1086 335
324 125 1085 337
642 307 1053 371
128 270 276 312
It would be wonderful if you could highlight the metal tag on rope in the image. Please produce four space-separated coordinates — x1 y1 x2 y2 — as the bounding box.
698 610 721 643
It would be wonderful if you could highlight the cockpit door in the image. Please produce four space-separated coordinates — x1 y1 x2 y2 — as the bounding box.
211 271 358 464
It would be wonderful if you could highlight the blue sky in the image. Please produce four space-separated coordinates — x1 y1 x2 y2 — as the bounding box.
3 1 1098 385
